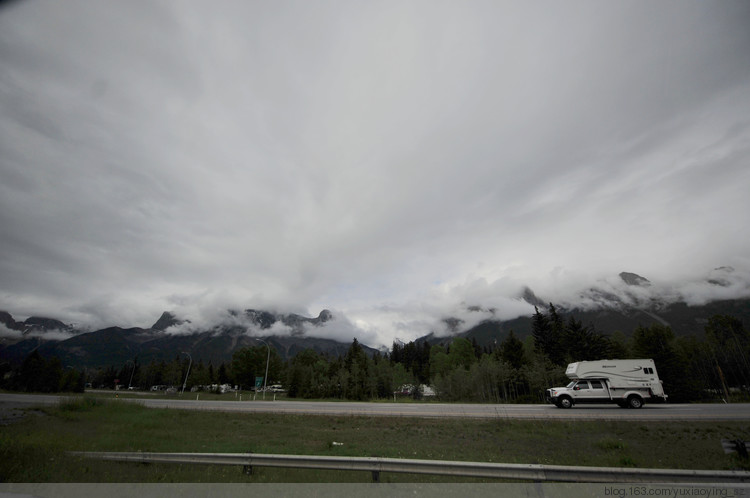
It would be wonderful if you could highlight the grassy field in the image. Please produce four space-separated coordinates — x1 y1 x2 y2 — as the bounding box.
1 396 748 483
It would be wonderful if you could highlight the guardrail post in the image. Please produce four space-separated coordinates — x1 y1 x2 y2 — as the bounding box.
722 439 749 459
371 470 380 483
243 465 253 476
740 441 749 459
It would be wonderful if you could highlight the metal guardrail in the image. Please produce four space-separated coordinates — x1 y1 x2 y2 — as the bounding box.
70 451 750 483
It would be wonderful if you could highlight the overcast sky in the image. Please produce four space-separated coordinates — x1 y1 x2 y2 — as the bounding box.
1 1 750 347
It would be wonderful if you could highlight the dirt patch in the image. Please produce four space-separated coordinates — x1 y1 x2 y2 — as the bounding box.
0 401 47 425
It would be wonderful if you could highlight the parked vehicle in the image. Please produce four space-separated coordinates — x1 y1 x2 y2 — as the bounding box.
546 359 667 409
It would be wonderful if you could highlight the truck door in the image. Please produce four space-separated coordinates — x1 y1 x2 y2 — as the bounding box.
588 380 609 401
572 380 592 401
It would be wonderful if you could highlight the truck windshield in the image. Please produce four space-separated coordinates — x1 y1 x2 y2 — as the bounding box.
566 381 576 388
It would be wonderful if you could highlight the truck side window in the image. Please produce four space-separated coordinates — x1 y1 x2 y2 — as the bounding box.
576 381 589 389
590 380 603 389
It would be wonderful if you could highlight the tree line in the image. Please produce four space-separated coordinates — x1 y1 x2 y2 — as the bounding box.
2 306 748 403
0 350 84 393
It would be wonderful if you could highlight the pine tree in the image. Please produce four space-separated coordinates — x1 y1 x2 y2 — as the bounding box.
705 315 750 389
564 316 610 362
500 331 527 370
532 306 565 365
632 323 696 402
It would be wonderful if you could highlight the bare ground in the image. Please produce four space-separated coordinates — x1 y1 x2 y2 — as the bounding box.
0 401 46 425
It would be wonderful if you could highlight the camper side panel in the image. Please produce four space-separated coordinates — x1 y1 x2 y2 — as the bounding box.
567 359 660 387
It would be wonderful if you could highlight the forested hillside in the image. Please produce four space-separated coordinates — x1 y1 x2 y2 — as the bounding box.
3 305 747 404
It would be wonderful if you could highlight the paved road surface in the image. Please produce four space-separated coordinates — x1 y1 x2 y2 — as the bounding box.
1 392 748 421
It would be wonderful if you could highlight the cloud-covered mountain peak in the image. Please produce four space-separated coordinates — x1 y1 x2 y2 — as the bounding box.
519 287 546 308
619 272 651 287
151 311 184 331
22 316 71 333
707 266 736 287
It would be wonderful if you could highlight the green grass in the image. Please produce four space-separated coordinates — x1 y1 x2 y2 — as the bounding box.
1 396 748 483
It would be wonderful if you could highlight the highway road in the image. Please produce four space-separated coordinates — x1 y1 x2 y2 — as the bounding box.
1 392 748 421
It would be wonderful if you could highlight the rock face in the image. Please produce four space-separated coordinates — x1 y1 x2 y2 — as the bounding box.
0 313 73 335
520 287 547 308
0 311 22 331
619 272 651 286
151 312 182 331
243 309 333 335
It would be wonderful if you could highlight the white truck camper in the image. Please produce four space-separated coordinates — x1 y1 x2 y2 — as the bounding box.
546 359 667 409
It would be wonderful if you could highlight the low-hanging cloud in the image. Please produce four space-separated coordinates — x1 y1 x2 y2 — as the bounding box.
0 324 79 342
503 267 750 313
158 305 376 346
0 324 22 340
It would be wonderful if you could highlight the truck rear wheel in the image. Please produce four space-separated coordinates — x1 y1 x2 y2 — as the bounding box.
627 395 643 409
559 396 573 409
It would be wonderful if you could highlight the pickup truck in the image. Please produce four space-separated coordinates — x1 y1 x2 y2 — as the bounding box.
546 359 667 409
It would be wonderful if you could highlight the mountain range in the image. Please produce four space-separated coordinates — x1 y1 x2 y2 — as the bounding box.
424 270 750 348
424 295 750 349
1 269 749 368
0 308 371 368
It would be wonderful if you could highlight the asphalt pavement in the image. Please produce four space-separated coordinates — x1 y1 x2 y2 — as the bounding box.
1 392 748 421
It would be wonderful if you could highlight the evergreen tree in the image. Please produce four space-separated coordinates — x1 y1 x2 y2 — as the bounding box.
608 331 631 359
344 338 372 400
163 356 183 386
286 349 320 398
676 335 715 400
390 341 403 364
499 331 527 370
705 315 750 389
416 340 432 384
208 362 215 383
374 358 394 398
448 337 475 370
564 316 610 362
532 306 551 356
429 344 451 380
547 304 567 365
14 350 62 393
402 341 416 374
231 345 282 390
632 323 697 402
471 337 482 359
532 305 565 365
59 367 84 392
217 363 229 384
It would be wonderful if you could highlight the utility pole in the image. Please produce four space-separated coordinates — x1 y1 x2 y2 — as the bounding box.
181 352 192 395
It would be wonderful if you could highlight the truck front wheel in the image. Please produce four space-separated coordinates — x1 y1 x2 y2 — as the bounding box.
558 396 573 409
627 395 643 409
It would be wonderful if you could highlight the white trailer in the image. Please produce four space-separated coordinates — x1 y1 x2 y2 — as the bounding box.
547 359 667 409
